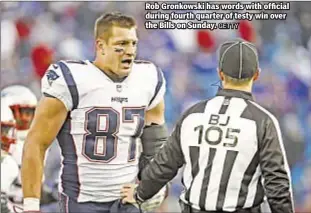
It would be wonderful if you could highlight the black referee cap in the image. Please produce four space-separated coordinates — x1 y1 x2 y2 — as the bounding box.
218 39 259 79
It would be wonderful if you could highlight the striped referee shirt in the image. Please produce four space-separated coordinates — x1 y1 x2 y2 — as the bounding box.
137 88 294 213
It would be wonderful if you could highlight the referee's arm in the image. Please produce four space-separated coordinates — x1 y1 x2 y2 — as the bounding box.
259 117 294 213
136 121 185 201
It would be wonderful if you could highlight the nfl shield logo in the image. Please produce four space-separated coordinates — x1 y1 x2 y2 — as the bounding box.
116 85 122 92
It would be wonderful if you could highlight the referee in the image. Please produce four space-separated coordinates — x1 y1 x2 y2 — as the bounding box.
121 39 295 213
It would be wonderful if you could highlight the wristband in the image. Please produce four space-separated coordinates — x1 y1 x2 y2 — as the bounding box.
23 198 40 211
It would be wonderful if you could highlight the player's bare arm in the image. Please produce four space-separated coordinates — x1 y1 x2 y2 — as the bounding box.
138 98 168 179
21 96 68 211
145 99 165 125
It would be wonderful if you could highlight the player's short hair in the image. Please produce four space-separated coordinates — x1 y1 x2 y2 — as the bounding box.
223 72 253 86
94 12 136 41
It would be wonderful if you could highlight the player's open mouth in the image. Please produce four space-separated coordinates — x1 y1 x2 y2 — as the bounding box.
121 59 132 65
121 59 133 69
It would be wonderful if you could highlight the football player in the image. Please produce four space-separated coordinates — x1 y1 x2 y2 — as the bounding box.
1 101 19 213
1 86 62 212
1 85 37 164
21 12 168 213
1 85 38 206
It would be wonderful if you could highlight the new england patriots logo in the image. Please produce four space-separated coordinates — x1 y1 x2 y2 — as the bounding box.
46 69 60 86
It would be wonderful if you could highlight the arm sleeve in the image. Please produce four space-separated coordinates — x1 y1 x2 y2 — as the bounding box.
259 117 295 213
147 65 166 110
41 63 73 111
136 120 185 200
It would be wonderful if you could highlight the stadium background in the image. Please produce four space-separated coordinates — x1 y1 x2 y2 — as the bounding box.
1 1 310 212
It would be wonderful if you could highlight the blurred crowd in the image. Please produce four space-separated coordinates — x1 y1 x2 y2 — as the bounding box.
1 1 310 212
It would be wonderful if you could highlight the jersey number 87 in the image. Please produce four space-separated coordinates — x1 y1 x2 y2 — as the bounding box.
82 107 145 163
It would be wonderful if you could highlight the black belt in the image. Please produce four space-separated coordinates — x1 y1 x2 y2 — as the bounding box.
179 200 261 213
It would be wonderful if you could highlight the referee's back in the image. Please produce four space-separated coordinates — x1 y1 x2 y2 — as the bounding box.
178 89 294 212
134 39 294 213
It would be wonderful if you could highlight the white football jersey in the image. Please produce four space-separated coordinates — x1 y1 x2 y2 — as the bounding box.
41 60 166 202
6 139 24 204
10 138 24 166
7 131 28 204
7 134 55 204
1 155 19 194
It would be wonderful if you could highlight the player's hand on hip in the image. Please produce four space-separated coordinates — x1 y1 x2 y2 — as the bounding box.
120 184 137 204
